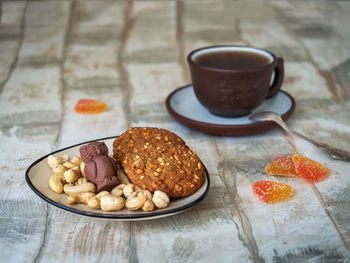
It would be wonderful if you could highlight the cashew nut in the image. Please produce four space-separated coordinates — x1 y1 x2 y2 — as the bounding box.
61 154 70 162
141 190 155 211
67 192 95 204
47 155 62 169
75 177 88 185
125 191 146 210
100 195 125 211
143 190 152 200
111 184 126 197
152 190 169 209
97 191 110 198
126 191 139 199
71 156 82 165
87 191 110 209
52 164 67 174
142 199 155 212
80 161 86 177
63 161 77 169
72 165 80 173
48 174 64 193
87 198 99 209
64 182 95 195
64 170 80 184
123 184 135 198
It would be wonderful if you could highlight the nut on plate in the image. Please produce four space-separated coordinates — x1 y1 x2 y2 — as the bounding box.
64 170 80 184
71 156 82 165
52 164 67 174
76 177 88 185
61 154 70 162
125 191 146 210
63 182 96 195
111 184 126 197
48 174 64 194
47 155 62 169
80 161 86 177
142 190 153 200
152 190 170 209
100 194 125 211
87 191 110 209
123 184 135 198
68 192 95 204
142 199 155 212
63 161 76 169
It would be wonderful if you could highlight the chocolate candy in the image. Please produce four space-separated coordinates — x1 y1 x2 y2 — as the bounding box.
84 155 120 192
79 141 108 163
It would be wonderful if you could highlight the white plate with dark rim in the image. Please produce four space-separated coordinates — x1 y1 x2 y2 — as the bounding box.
25 136 210 221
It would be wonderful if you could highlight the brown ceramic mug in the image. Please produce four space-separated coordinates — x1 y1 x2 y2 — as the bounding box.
187 45 284 117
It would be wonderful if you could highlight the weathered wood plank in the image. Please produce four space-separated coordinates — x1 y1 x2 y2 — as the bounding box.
0 2 69 262
1 2 26 27
133 207 250 262
0 66 62 127
183 1 244 57
0 2 26 93
0 135 53 199
284 62 332 101
124 2 178 63
0 1 70 134
64 43 121 90
0 1 25 77
274 1 350 100
35 208 131 263
0 199 47 263
59 2 128 147
0 40 21 87
17 2 70 66
124 1 181 122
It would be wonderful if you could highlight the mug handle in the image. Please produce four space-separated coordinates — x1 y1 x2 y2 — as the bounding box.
266 57 284 98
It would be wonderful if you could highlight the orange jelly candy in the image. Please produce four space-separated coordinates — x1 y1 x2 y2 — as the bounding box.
292 154 330 182
265 157 298 177
74 99 106 114
252 180 294 203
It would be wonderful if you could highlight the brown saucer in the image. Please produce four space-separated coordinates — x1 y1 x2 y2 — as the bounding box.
165 84 295 136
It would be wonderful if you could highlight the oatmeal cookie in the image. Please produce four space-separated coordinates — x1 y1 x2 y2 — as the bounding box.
113 127 205 198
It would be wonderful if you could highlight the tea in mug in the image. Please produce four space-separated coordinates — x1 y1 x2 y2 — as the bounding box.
195 50 271 70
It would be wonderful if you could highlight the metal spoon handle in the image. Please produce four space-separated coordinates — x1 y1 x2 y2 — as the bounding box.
273 115 291 133
250 111 350 161
290 129 350 161
273 114 350 161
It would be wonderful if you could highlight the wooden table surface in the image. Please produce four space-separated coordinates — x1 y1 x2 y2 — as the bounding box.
1 1 350 262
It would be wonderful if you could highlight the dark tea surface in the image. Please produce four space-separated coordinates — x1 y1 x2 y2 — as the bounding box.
195 51 271 70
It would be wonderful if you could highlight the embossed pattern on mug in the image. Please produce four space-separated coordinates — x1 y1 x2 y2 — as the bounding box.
218 77 268 109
